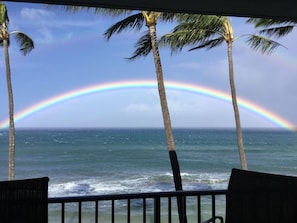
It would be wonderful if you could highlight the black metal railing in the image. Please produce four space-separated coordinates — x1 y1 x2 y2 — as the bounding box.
48 189 227 223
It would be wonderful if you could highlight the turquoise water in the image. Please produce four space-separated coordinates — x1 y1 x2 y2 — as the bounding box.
0 128 296 197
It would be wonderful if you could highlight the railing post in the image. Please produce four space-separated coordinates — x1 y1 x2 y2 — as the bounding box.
112 200 115 223
168 197 172 223
127 199 131 223
78 201 82 223
143 198 147 223
61 202 65 223
95 201 99 223
197 196 201 223
212 195 216 219
154 197 161 223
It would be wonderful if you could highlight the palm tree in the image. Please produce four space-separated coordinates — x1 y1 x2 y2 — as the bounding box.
160 15 282 170
0 2 34 180
104 12 187 196
246 18 296 39
61 7 187 222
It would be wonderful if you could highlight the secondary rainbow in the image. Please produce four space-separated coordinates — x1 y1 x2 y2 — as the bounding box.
0 80 295 130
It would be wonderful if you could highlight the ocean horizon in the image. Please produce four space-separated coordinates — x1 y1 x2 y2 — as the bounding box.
0 127 296 198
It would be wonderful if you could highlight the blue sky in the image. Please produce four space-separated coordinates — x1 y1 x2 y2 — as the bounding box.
0 1 296 129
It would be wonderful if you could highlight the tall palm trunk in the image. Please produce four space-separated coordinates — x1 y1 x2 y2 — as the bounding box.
227 41 248 170
4 37 15 180
0 4 34 180
148 23 186 223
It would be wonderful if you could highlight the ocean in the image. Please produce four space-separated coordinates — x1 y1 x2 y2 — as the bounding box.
0 128 297 198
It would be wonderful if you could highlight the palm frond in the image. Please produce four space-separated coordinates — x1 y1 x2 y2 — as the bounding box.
175 27 214 42
176 15 226 39
12 32 34 55
159 31 187 53
246 18 295 27
58 5 93 12
177 14 225 30
0 3 9 25
126 31 152 60
50 5 132 17
104 13 144 40
259 26 294 37
159 12 178 22
246 35 284 54
159 15 223 53
246 18 295 38
160 29 208 53
189 38 224 51
92 8 132 16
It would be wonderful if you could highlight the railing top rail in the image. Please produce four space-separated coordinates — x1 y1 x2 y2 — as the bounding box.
48 189 227 203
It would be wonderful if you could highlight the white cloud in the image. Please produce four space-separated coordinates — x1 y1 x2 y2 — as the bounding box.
55 19 102 28
18 6 102 29
35 27 54 44
20 7 56 20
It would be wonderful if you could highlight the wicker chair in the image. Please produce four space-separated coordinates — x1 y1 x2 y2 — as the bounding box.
205 168 297 223
0 177 49 223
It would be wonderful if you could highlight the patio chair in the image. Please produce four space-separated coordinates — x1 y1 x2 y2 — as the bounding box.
0 177 49 223
205 168 297 223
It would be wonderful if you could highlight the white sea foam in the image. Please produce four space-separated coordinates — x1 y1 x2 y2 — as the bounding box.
48 171 229 197
49 181 96 197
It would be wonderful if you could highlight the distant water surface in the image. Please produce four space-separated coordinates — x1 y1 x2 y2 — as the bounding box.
0 128 296 197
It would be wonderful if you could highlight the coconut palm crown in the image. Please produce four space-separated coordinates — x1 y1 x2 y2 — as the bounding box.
160 15 282 55
0 2 34 180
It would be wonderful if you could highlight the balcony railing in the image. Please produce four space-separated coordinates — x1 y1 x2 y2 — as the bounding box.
48 189 227 223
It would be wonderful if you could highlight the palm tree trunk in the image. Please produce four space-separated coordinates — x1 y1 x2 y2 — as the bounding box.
227 41 248 170
148 24 187 223
4 38 15 180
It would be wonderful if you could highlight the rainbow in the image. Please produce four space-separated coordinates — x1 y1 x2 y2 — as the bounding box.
0 80 296 130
